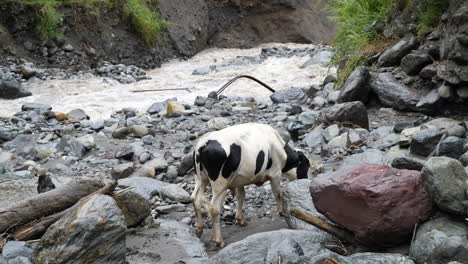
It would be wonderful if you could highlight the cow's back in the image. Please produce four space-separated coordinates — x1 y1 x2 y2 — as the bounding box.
195 123 287 186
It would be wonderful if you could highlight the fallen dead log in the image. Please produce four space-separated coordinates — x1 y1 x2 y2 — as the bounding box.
13 180 117 241
0 179 104 234
289 208 359 245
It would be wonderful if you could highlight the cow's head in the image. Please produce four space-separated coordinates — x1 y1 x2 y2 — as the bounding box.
282 144 310 180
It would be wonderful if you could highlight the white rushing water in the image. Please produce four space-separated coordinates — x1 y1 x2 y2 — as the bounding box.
0 43 335 120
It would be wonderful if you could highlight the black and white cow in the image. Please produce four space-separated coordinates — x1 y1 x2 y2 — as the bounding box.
191 123 310 247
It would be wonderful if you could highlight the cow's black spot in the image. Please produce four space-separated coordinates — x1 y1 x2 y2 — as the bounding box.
199 140 227 181
222 143 241 178
255 150 265 175
266 152 273 170
282 143 299 173
296 151 310 179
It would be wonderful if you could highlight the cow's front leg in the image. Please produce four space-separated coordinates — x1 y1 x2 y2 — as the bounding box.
270 174 284 215
209 187 228 248
235 186 246 226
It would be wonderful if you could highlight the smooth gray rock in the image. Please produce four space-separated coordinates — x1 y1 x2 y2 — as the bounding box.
2 241 33 261
34 194 126 264
338 66 370 103
282 179 333 235
8 256 33 264
410 128 444 157
320 101 369 129
308 252 415 264
436 136 467 159
111 162 134 180
113 190 150 227
370 73 422 111
209 229 330 264
422 157 468 215
417 89 441 114
67 108 88 122
112 127 130 139
178 154 194 176
0 77 31 99
377 37 419 67
118 177 191 203
339 149 391 169
115 145 134 160
391 156 425 171
270 87 306 104
302 50 332 67
410 215 468 264
303 124 325 149
126 220 208 264
129 125 149 138
460 151 468 166
144 158 168 172
401 52 432 75
21 103 52 112
323 124 339 142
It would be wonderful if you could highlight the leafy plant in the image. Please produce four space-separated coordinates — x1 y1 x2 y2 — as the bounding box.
125 0 169 47
416 0 449 33
36 2 63 39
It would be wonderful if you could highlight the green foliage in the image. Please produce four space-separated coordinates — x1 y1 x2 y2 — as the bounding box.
125 0 169 47
36 3 62 39
416 0 449 33
3 0 168 45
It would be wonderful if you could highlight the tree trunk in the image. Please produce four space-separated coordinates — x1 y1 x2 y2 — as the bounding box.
0 179 104 234
13 180 117 241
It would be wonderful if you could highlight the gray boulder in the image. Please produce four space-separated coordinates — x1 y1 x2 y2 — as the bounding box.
111 162 135 180
113 190 150 227
303 124 325 150
270 87 306 104
281 179 333 236
392 156 425 171
307 252 415 264
435 136 467 159
2 241 33 262
410 128 444 157
401 52 432 75
67 109 89 122
0 77 31 99
338 66 370 103
370 73 422 111
339 149 391 169
21 103 52 112
118 177 191 203
377 37 419 67
34 194 126 264
422 157 468 215
416 89 442 114
126 220 207 264
410 215 468 264
319 101 369 129
209 229 330 264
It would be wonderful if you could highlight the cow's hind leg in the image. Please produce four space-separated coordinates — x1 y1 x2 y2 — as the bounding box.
234 186 246 226
191 173 209 237
270 173 285 215
209 186 228 248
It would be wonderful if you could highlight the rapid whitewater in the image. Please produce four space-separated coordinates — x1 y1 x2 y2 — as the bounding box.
0 43 335 120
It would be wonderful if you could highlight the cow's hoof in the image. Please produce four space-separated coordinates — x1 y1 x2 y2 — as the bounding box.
235 218 247 226
193 225 204 238
215 239 225 248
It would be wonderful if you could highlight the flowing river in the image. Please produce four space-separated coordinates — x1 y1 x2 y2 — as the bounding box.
0 43 335 120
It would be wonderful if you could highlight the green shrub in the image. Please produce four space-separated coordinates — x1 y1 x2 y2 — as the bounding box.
36 3 62 39
416 0 449 33
125 0 169 47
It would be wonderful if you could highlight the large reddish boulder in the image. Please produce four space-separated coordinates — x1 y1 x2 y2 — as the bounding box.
310 163 433 247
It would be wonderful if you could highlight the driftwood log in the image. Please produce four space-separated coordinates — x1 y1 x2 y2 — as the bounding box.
13 180 117 241
289 208 359 245
0 179 104 234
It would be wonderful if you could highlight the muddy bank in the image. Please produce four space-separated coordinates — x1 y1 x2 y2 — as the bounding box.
0 0 335 70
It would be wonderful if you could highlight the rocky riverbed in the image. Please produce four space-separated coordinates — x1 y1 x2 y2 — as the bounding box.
1 42 468 264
